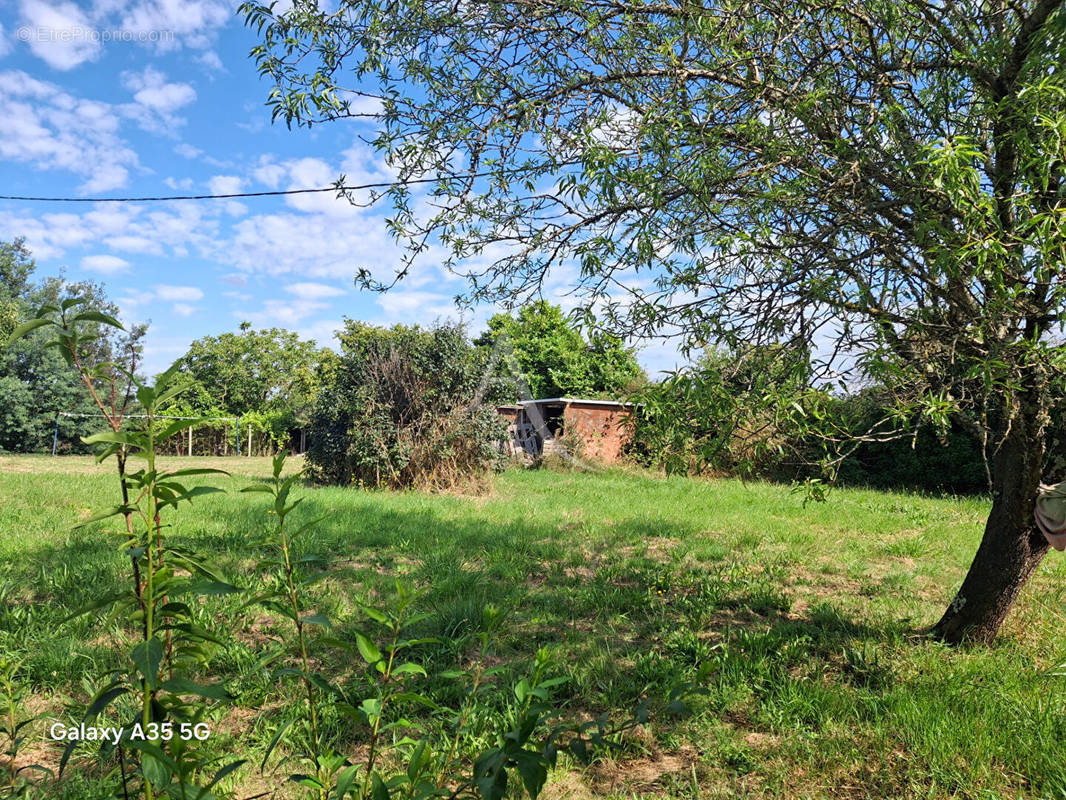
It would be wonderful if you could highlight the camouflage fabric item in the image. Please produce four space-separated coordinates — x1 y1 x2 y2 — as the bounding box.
1036 482 1066 551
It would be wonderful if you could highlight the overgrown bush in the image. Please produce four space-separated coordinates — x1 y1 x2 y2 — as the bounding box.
628 345 811 476
827 393 990 494
307 321 508 490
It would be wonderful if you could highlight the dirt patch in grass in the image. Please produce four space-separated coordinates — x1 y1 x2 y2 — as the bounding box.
587 745 699 794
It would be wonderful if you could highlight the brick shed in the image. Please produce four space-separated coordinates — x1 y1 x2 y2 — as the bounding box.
497 398 636 464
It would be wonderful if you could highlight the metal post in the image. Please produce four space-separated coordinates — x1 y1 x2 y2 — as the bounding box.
51 417 59 456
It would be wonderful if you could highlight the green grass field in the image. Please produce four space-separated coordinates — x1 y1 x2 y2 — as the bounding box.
3 454 1066 799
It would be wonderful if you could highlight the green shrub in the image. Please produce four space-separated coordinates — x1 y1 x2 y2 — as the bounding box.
628 344 811 476
307 321 508 489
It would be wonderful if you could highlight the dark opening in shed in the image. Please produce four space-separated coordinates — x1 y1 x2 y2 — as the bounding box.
497 397 636 464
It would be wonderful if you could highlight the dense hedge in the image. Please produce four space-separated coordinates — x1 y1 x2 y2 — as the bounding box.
306 321 509 489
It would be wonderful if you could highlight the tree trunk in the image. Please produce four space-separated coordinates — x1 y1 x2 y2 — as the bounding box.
933 416 1050 645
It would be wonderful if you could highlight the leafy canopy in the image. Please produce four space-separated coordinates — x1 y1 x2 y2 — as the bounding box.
474 301 644 401
170 323 330 419
1 239 145 453
244 0 1066 455
307 320 507 489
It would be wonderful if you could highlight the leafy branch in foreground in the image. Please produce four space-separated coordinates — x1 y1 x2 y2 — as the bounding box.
243 0 1066 644
8 302 241 799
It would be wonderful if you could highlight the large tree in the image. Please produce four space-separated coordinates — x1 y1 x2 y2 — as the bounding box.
475 300 645 400
170 323 329 418
245 0 1066 643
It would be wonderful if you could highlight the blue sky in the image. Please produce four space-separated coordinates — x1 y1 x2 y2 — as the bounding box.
0 0 686 377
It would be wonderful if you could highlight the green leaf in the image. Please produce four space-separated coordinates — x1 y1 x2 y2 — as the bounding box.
359 604 388 624
333 764 360 799
131 638 163 690
371 773 390 800
141 751 172 787
261 718 295 771
511 751 548 798
61 590 127 623
70 310 124 329
473 749 508 800
6 317 53 343
85 684 128 718
300 613 331 628
204 759 246 792
355 633 383 665
82 431 135 446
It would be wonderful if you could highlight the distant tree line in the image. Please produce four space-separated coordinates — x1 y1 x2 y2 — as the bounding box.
0 239 145 454
4 237 992 494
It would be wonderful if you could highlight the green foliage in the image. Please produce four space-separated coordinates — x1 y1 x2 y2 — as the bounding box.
10 461 1066 798
831 394 991 495
0 239 145 454
243 0 1066 637
630 345 812 477
1 657 52 796
307 320 507 489
475 301 644 401
8 303 238 800
169 323 331 424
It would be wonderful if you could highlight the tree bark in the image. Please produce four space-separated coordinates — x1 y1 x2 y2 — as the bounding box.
933 416 1050 645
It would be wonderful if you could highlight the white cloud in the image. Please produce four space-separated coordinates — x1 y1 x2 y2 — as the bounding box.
174 143 203 159
196 50 223 71
164 176 194 190
155 284 204 302
81 254 130 274
238 298 327 328
286 282 346 300
296 318 344 350
375 290 461 324
81 164 130 193
0 25 12 58
252 159 286 189
0 202 222 264
116 288 156 309
172 302 198 317
138 334 195 376
105 234 163 253
121 67 196 133
207 175 242 194
18 0 101 70
0 70 138 192
119 0 231 51
207 175 247 216
123 67 195 112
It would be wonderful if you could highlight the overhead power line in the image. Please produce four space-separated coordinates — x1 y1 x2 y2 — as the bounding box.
0 166 560 203
0 179 409 203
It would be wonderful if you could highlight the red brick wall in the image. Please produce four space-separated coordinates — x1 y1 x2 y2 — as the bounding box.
562 403 633 464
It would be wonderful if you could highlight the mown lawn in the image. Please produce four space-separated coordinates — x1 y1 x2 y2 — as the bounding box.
2 454 1066 799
